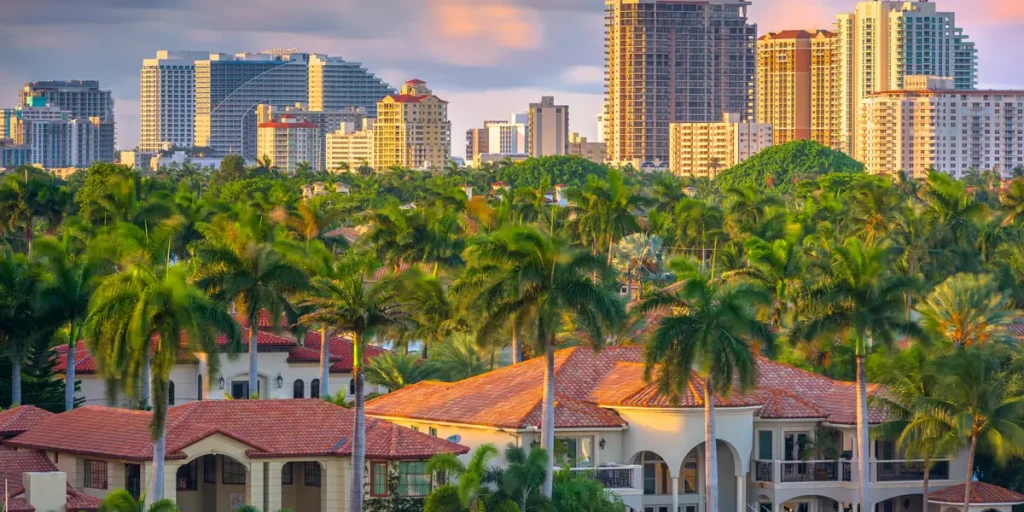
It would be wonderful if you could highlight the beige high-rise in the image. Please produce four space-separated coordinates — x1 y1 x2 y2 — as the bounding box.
669 113 773 178
527 96 569 157
604 0 756 169
373 80 451 171
757 30 836 147
569 133 606 164
834 1 977 157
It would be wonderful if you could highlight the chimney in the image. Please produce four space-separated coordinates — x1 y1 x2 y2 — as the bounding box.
23 472 66 512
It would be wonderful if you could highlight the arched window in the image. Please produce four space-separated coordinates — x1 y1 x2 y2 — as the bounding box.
349 379 356 397
197 375 203 401
311 379 321 399
293 379 305 399
168 381 175 406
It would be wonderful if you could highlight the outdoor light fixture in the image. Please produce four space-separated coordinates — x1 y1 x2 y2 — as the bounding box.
218 377 225 390
276 373 284 389
599 438 606 450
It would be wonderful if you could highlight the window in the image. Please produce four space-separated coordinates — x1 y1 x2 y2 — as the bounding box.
168 381 175 405
429 427 438 437
370 462 389 497
222 458 246 485
84 460 108 489
125 464 141 499
197 375 203 401
282 463 293 485
758 431 773 460
293 380 305 399
231 381 249 399
311 379 321 399
784 432 809 461
177 459 198 491
760 504 773 512
203 455 216 484
682 453 697 494
554 436 594 468
303 462 322 487
349 379 356 396
398 462 430 497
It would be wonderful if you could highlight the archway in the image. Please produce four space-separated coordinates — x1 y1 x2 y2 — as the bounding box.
632 451 672 496
176 453 249 512
280 461 325 512
678 440 741 512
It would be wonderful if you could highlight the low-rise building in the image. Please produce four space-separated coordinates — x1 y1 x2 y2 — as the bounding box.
256 114 321 173
326 119 375 172
487 114 528 156
669 113 773 178
367 346 977 512
859 76 1024 178
568 132 606 164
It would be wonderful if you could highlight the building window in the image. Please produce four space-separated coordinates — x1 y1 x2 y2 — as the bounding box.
282 463 293 485
554 436 594 468
293 380 305 399
84 460 108 489
311 379 321 399
203 455 216 484
303 462 322 487
222 458 247 485
398 462 430 497
370 462 389 497
177 459 198 491
125 464 141 499
197 375 203 401
168 381 175 406
758 431 773 460
429 427 438 438
349 379 356 396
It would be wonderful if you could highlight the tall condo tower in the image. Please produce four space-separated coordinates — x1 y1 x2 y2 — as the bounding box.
604 0 757 169
139 50 210 152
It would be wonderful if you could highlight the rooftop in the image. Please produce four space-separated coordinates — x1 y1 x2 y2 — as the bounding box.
0 451 101 512
929 482 1024 505
0 406 54 437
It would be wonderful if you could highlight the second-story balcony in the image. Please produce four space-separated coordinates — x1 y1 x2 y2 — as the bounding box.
556 465 643 510
753 460 950 484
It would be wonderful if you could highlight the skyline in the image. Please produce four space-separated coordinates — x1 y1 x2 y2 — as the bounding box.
3 0 1023 158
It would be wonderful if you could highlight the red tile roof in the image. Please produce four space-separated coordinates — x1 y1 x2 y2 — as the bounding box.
929 482 1024 505
0 451 101 512
7 400 466 462
367 346 890 428
258 120 318 129
288 332 391 372
0 406 54 437
323 226 365 243
52 343 96 374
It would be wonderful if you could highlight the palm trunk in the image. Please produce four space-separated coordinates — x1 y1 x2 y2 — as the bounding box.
704 378 719 512
65 326 77 411
922 459 930 512
963 434 978 512
141 354 151 408
249 326 259 398
152 429 167 500
319 326 331 398
511 327 521 365
23 217 33 256
351 333 366 512
856 355 871 512
540 342 555 498
10 356 21 406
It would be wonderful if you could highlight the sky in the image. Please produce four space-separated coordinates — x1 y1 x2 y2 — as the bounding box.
2 0 1024 159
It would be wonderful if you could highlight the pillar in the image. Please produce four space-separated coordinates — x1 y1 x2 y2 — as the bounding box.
736 474 746 512
322 459 345 512
249 461 266 509
266 462 284 512
196 353 210 400
672 476 680 512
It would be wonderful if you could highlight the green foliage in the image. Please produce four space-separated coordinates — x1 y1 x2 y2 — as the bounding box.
551 470 624 512
364 461 427 512
715 140 864 193
423 485 461 512
496 156 607 189
98 489 178 512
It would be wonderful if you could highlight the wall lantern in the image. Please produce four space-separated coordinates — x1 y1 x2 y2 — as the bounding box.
218 377 225 390
276 373 284 389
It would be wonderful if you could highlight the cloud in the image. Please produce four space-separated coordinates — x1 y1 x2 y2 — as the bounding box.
561 66 604 86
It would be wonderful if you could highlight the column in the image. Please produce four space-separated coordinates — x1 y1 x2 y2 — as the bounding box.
196 353 209 400
266 462 284 512
736 474 746 512
672 476 680 512
249 461 266 509
323 459 345 512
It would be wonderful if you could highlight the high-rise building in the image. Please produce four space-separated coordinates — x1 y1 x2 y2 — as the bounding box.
527 96 569 157
604 0 757 168
487 114 528 155
139 50 210 152
307 54 394 117
0 140 31 170
568 132 606 164
256 114 321 173
833 1 978 157
757 30 836 147
11 103 100 169
465 127 490 163
256 103 366 171
20 81 116 163
668 113 773 178
860 77 1024 179
373 80 451 171
326 119 375 172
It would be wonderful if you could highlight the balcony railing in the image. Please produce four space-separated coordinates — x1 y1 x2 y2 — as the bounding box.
781 461 840 482
556 465 642 492
875 460 950 482
755 460 773 482
842 461 853 482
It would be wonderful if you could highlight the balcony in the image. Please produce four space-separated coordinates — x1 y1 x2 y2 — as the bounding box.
753 460 947 484
874 460 950 482
557 465 643 510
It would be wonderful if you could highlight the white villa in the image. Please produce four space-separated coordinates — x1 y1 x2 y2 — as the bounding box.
366 346 1024 512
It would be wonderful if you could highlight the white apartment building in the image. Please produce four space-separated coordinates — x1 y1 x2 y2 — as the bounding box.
139 50 210 152
860 77 1024 178
325 119 375 171
669 113 773 178
256 114 321 173
488 113 528 155
308 54 394 118
257 103 366 171
12 103 100 169
528 96 569 157
833 1 977 157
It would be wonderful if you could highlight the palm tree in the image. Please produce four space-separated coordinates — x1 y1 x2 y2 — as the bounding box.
395 268 464 358
640 276 774 512
0 250 41 405
299 268 408 512
430 333 491 381
0 167 68 254
470 227 625 497
999 178 1024 226
98 489 178 512
922 349 1024 511
611 233 663 301
724 235 804 331
426 443 499 511
917 273 1023 347
194 238 308 398
85 264 240 501
365 352 438 390
792 238 923 512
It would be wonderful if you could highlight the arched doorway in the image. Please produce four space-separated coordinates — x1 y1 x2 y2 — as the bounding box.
679 440 741 512
176 454 248 512
280 461 325 512
632 451 672 496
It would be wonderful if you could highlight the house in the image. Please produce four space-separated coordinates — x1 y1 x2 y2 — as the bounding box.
1 400 467 511
54 323 391 408
366 346 1015 512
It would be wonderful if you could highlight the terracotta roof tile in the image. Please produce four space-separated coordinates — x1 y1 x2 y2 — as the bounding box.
8 400 466 462
0 406 54 436
0 451 101 512
289 332 391 372
53 343 96 374
929 482 1024 504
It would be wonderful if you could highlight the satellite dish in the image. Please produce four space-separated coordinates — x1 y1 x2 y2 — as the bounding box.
447 435 462 444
